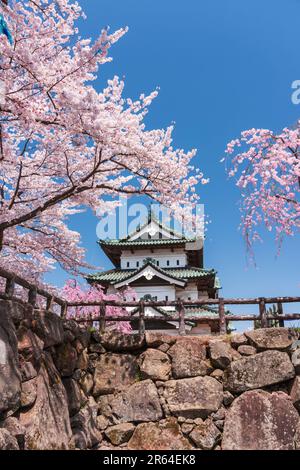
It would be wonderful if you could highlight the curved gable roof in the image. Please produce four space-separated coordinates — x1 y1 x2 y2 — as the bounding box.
113 260 186 289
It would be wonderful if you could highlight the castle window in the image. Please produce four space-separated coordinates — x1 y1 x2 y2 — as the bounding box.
176 259 180 266
166 260 170 266
165 295 168 301
127 261 130 268
136 261 139 267
157 260 159 266
159 232 162 239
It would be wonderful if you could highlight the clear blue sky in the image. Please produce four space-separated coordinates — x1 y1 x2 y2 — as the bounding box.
46 0 300 314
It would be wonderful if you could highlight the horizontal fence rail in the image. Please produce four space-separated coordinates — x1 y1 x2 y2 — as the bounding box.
1 266 300 335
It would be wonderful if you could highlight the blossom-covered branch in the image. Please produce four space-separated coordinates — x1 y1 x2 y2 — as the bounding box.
0 0 205 282
225 126 300 248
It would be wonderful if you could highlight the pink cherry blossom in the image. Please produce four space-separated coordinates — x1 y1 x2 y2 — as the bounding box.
0 0 205 284
62 279 134 334
225 124 300 250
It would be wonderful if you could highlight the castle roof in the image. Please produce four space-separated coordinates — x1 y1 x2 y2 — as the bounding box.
97 207 204 267
128 304 220 319
87 260 220 290
99 238 193 248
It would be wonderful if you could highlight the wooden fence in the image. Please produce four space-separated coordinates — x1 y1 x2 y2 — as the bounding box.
1 266 300 335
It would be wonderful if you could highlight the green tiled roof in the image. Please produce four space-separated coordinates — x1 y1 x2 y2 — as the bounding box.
87 269 132 282
129 305 219 319
157 306 219 319
165 267 215 279
87 265 217 284
99 238 195 247
184 305 219 318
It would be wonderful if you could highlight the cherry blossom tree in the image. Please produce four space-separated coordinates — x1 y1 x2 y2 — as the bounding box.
225 125 300 250
0 0 204 283
62 279 134 333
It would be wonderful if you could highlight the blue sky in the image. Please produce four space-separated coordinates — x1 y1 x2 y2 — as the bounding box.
46 0 300 315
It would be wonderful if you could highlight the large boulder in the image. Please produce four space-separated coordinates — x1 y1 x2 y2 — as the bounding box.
164 376 223 419
79 371 94 395
109 379 163 423
245 328 298 351
237 345 256 356
76 328 91 350
230 333 248 349
105 423 135 446
190 418 221 450
209 340 240 370
0 300 26 325
19 358 37 382
0 302 21 414
97 415 110 431
128 418 193 450
145 332 176 348
76 349 89 370
53 342 77 377
0 429 19 450
73 338 84 355
63 378 83 416
291 349 300 374
139 348 171 381
290 376 300 411
222 390 300 450
19 352 72 449
168 338 210 378
1 417 26 449
97 394 115 418
31 310 64 348
93 353 138 396
98 332 145 352
88 343 106 354
62 319 83 341
224 350 295 393
20 378 37 408
17 326 44 367
71 397 102 449
291 340 300 352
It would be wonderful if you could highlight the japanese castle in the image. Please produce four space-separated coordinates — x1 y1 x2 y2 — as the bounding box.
87 211 221 334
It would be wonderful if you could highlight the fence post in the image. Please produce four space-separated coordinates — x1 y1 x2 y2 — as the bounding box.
5 277 15 298
139 300 145 336
277 302 284 327
259 298 267 328
28 287 37 307
218 298 226 334
99 302 106 334
178 300 186 336
61 302 68 319
46 296 54 311
87 312 93 329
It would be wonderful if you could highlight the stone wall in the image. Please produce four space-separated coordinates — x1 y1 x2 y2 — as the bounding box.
0 299 300 450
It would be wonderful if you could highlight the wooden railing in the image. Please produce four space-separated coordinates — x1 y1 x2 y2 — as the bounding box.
0 266 67 312
1 266 300 335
